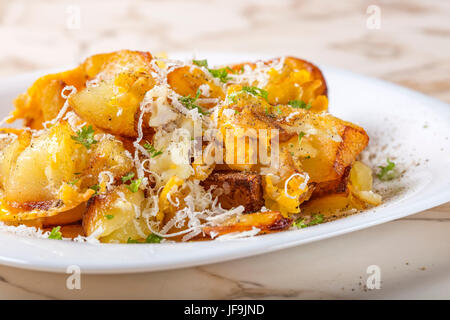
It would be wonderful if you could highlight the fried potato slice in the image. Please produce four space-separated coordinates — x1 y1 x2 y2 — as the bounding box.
41 202 86 227
297 116 369 183
228 56 328 112
348 161 382 205
81 135 134 189
0 186 94 222
1 122 89 203
69 72 155 137
10 50 154 131
310 166 351 200
167 65 225 107
201 171 264 213
11 70 85 129
83 185 147 243
202 211 292 238
300 191 359 217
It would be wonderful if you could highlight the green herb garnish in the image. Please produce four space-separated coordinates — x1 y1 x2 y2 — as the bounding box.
143 143 163 158
126 178 142 193
298 131 306 142
242 86 269 101
90 184 100 196
229 86 269 103
293 214 324 229
308 214 324 226
145 233 162 243
179 89 208 115
377 159 397 181
228 86 269 103
68 178 79 185
127 237 139 244
192 59 231 83
275 105 282 115
71 125 98 149
122 172 135 183
288 100 312 110
48 226 63 240
122 172 142 193
105 214 114 220
209 67 231 83
192 59 208 67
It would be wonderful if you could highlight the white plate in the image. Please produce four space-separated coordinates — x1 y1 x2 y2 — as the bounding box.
0 53 449 274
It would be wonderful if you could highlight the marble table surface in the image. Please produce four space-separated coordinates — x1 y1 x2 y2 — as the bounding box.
0 0 449 299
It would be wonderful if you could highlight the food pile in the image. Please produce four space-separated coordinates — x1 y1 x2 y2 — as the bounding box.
0 50 381 243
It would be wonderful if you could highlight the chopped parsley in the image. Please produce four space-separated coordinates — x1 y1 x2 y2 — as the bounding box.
377 159 397 181
68 178 79 185
192 59 208 67
48 226 63 240
275 105 282 115
90 184 100 196
126 178 142 193
242 86 269 101
288 100 312 110
145 233 162 243
105 214 114 220
126 233 162 244
298 131 306 142
179 89 208 115
293 214 324 229
122 172 142 193
208 67 231 83
229 86 269 103
122 172 135 183
71 125 98 149
143 143 163 158
192 59 231 83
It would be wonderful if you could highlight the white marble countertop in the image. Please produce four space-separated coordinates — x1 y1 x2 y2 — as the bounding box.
0 0 449 299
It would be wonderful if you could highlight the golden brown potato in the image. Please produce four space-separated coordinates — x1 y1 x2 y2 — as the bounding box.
349 161 382 205
310 166 351 200
10 50 154 131
0 186 94 222
200 171 264 213
69 72 155 137
83 185 146 241
11 69 86 129
41 202 86 227
82 50 153 80
298 117 369 183
300 192 356 216
0 130 32 190
2 122 89 203
228 56 328 112
80 135 134 188
167 65 225 108
202 211 292 238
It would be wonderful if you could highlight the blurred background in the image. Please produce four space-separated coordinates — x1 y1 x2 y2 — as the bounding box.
0 0 449 102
